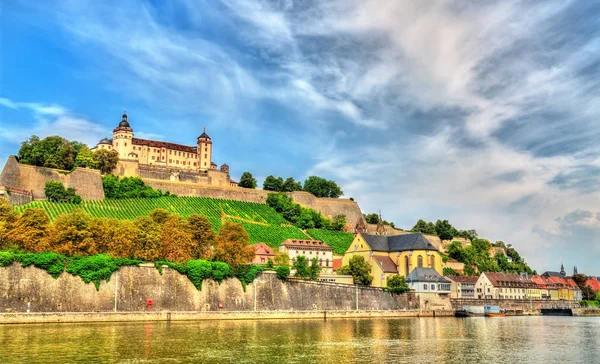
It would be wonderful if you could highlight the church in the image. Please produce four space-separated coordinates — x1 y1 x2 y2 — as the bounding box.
92 111 237 187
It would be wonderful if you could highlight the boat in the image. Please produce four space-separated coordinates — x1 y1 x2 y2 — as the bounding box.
460 305 485 317
484 305 506 317
454 306 469 317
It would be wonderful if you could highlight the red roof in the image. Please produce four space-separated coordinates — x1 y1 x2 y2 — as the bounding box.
532 275 550 289
546 276 570 287
483 272 536 287
281 239 333 250
586 278 600 291
373 256 397 273
132 138 197 153
250 243 275 257
332 258 343 271
445 275 478 284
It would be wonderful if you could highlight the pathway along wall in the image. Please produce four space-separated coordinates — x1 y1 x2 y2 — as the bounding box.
0 264 418 313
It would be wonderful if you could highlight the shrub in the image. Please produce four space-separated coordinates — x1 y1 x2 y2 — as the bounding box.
65 254 141 290
186 260 213 290
44 180 82 204
17 252 66 278
275 265 290 281
0 251 16 267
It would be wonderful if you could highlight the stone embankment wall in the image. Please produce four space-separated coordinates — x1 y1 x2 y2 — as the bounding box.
451 298 580 313
0 156 104 201
0 264 418 313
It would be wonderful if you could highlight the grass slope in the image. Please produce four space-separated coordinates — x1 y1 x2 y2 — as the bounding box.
306 229 355 255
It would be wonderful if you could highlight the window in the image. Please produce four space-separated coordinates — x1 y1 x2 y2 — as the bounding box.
178 152 181 156
170 151 172 155
152 156 155 160
260 258 265 263
125 143 127 146
204 162 207 166
417 256 423 267
430 255 435 267
423 284 428 290
176 160 179 164
205 154 207 158
169 159 172 163
405 256 409 276
431 284 435 291
205 147 207 152
319 259 323 266
193 162 197 166
325 259 329 266
162 156 165 160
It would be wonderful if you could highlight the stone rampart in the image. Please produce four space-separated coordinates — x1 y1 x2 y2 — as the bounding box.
0 264 418 313
0 156 104 200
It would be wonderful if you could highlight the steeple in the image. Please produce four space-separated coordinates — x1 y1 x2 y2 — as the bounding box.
560 263 565 276
574 266 578 275
375 210 386 235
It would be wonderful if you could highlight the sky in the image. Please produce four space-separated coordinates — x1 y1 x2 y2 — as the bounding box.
1 0 599 275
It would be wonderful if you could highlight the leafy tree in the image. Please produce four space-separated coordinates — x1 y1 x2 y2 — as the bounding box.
276 265 290 281
93 149 119 174
337 255 372 285
238 172 257 189
295 209 315 229
18 135 77 170
331 214 347 231
386 274 410 292
293 255 311 279
213 222 255 269
263 175 283 191
274 251 290 267
0 199 19 249
161 216 195 262
281 177 303 192
7 208 52 252
44 180 82 204
411 219 436 235
149 208 171 224
309 257 321 281
303 176 343 198
187 214 215 259
74 145 95 168
364 213 379 224
581 285 596 301
132 216 162 261
51 209 96 256
435 219 455 241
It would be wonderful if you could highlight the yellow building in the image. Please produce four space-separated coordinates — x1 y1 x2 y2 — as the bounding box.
342 233 443 288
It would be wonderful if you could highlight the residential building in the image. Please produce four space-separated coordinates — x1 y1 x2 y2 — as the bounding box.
249 243 275 265
566 278 582 301
341 232 442 288
532 275 551 299
445 275 478 299
279 239 334 274
475 272 537 300
406 267 452 310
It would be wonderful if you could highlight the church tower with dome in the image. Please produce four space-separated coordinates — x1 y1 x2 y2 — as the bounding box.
92 111 236 187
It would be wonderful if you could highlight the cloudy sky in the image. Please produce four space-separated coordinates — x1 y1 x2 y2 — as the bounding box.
1 0 599 275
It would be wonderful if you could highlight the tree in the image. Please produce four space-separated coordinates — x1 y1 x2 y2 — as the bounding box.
238 172 257 189
44 180 82 204
132 216 163 261
149 208 171 224
213 222 255 269
263 175 283 191
18 135 77 170
309 257 321 281
51 209 96 256
7 208 52 252
281 177 302 192
364 213 380 224
0 199 19 249
331 214 347 231
337 255 372 285
293 255 311 279
434 219 455 241
411 219 436 235
386 275 409 292
74 145 95 168
274 252 290 266
93 149 119 174
581 286 596 301
276 265 290 281
187 214 215 259
161 216 195 262
295 209 315 229
303 176 343 198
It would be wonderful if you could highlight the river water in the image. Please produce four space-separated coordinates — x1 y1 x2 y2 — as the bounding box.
0 317 598 363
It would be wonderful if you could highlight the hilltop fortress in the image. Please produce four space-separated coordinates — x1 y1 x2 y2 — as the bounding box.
92 111 236 187
0 112 364 227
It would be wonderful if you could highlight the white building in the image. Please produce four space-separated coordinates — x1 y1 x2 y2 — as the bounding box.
279 239 334 274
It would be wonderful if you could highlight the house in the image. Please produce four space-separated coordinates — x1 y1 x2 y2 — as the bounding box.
546 276 574 300
406 267 452 310
445 275 478 299
279 239 334 274
341 232 442 288
249 243 276 265
532 275 552 299
475 272 538 300
566 278 582 301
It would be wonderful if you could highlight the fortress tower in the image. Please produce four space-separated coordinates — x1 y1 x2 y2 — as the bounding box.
197 127 212 172
113 111 134 160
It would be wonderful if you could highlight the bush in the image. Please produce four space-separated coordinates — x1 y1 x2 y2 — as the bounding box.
102 175 164 199
186 260 213 290
65 254 141 290
384 274 410 293
17 252 66 278
275 265 290 281
0 251 16 267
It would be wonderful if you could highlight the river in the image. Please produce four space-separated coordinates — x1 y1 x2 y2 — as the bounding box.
0 317 598 363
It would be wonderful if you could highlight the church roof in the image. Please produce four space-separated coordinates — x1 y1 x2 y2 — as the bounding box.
198 131 210 139
132 138 197 153
98 137 112 145
406 267 449 283
541 271 565 278
373 256 397 273
360 233 437 252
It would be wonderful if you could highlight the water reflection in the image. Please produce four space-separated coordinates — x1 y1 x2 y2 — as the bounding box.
0 317 598 363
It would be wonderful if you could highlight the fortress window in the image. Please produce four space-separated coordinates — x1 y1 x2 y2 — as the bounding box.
125 143 127 146
162 156 165 160
204 154 207 158
152 156 155 160
205 147 207 152
204 162 207 166
193 162 196 166
176 160 179 164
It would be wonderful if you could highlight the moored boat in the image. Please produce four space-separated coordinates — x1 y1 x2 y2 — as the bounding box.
484 305 506 317
485 312 507 317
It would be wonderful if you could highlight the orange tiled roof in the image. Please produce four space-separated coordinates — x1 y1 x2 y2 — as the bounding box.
132 138 197 153
483 272 536 287
445 275 478 284
586 278 600 291
281 239 333 250
332 258 343 271
250 243 275 256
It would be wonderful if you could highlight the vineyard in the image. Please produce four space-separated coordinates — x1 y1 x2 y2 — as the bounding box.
305 229 355 255
15 197 316 248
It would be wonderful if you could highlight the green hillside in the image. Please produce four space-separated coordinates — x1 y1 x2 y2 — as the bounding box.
15 197 353 251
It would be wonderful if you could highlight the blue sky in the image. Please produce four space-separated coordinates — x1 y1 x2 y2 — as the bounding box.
1 0 600 275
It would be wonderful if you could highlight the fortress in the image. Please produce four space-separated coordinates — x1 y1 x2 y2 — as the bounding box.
92 111 237 187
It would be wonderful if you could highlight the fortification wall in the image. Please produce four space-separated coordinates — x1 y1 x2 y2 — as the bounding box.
0 156 104 200
0 264 418 313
